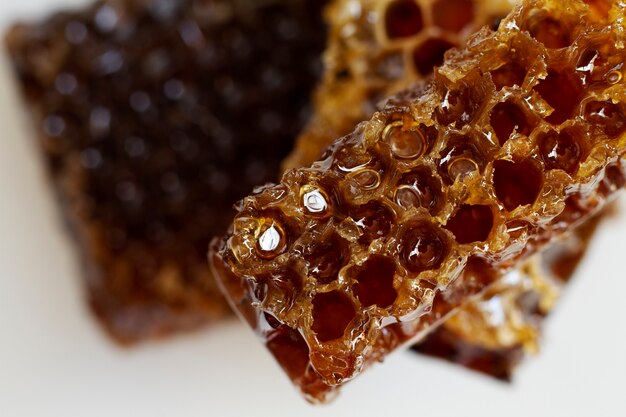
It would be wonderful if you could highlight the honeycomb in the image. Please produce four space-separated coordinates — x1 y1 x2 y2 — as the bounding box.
211 0 626 402
285 0 612 380
282 0 519 171
413 209 606 380
5 0 328 344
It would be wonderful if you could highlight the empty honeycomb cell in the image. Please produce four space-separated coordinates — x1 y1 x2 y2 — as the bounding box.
490 100 535 146
584 100 626 138
311 291 357 343
349 201 394 244
493 159 543 211
394 168 444 214
435 87 481 127
490 62 527 90
538 128 585 174
534 69 583 124
412 38 457 76
303 233 350 284
431 0 475 32
399 220 450 273
384 0 424 39
445 205 494 244
350 255 398 308
524 14 572 49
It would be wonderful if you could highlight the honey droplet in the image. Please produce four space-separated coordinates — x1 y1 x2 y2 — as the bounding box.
256 220 286 259
384 122 427 159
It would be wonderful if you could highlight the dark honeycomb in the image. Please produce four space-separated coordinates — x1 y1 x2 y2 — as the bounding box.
211 0 626 401
5 0 328 344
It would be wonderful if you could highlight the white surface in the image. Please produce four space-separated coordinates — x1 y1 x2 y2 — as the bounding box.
0 1 625 416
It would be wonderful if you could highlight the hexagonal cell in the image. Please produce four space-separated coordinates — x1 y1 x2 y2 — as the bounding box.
384 0 424 40
490 101 535 146
304 233 350 284
349 201 394 244
445 204 494 244
533 69 583 125
311 290 357 343
538 128 586 175
493 159 543 211
384 122 428 159
584 100 626 138
437 134 485 184
431 0 475 32
523 14 572 48
350 255 398 308
255 268 304 310
399 220 450 273
412 37 456 76
435 86 481 128
395 167 444 214
490 62 527 90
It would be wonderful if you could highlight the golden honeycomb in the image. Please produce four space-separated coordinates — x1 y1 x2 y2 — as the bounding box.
285 0 611 379
211 0 626 402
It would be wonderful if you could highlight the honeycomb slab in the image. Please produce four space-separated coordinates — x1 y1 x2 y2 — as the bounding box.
212 0 626 401
5 0 328 344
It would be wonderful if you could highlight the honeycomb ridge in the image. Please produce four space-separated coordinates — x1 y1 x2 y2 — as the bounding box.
212 0 626 401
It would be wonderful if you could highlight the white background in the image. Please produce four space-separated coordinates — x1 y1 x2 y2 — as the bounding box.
0 1 624 416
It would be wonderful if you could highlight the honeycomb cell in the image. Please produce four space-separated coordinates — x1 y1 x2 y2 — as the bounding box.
311 291 357 343
438 135 484 183
534 69 583 124
394 168 444 214
490 101 534 146
399 221 450 273
412 38 456 76
490 62 527 90
538 129 585 174
584 100 626 138
304 233 350 284
301 185 331 217
432 0 475 32
350 255 398 308
349 202 394 244
256 219 288 259
524 15 572 49
493 159 543 211
257 268 303 309
445 205 494 244
384 0 424 39
383 121 427 159
436 87 480 127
